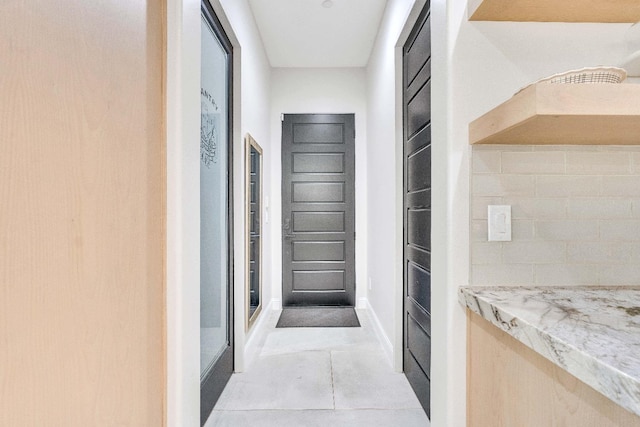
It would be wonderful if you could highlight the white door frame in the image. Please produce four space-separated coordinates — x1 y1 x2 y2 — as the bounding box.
392 0 467 426
166 1 244 425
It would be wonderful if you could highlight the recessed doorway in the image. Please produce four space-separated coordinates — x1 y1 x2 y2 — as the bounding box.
281 114 356 307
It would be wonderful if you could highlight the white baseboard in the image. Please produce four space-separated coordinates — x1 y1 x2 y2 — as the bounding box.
357 297 367 309
364 299 394 365
244 299 275 369
271 298 282 310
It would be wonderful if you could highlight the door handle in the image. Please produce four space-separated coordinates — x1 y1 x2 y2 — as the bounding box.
284 233 297 240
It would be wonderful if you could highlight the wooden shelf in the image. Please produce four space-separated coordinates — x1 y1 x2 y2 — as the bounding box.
469 84 640 145
469 0 640 22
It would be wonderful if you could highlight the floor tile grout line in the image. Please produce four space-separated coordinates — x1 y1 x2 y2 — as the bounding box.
211 408 425 413
210 309 428 423
329 350 336 410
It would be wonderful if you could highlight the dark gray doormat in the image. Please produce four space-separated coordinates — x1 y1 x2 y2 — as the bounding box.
276 307 360 328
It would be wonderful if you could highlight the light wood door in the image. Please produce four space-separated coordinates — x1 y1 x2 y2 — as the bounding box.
0 1 164 425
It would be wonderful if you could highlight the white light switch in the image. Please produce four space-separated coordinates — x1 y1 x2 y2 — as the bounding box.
488 205 511 242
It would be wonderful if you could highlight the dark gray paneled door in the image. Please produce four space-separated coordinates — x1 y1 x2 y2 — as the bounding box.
281 114 356 306
403 2 432 418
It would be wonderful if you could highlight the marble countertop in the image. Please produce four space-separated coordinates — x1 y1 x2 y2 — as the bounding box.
459 286 640 418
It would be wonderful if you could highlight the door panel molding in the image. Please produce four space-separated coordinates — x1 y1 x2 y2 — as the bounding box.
281 114 356 307
403 2 432 417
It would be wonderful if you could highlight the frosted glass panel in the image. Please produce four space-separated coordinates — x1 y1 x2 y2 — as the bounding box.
200 14 229 379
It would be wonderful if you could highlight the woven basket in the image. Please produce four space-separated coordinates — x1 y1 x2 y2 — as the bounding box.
516 67 627 95
540 67 627 84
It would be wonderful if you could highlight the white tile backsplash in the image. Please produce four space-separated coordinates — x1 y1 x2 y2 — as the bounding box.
471 242 502 265
533 264 599 286
601 176 640 196
505 197 567 219
599 220 640 241
471 146 640 286
511 220 535 240
599 264 640 285
473 264 534 285
536 175 601 197
471 196 502 220
566 151 631 175
473 174 535 197
472 150 501 174
501 151 565 174
471 220 488 243
630 153 640 173
535 220 599 241
567 242 631 264
502 241 566 264
566 198 632 219
631 200 640 218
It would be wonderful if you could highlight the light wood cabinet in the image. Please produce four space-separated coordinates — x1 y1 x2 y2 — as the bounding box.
467 310 640 426
0 1 165 425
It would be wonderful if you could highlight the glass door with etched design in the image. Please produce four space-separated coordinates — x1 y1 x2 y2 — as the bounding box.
200 1 233 424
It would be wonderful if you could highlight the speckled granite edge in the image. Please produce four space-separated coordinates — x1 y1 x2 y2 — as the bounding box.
459 286 640 418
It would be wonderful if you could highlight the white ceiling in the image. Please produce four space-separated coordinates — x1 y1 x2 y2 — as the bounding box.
248 0 388 68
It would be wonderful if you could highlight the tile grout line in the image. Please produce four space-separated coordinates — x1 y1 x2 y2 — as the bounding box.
329 350 336 410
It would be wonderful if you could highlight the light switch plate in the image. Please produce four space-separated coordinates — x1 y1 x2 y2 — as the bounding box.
488 205 511 242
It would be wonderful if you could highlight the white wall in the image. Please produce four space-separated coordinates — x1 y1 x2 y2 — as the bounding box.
218 0 273 355
365 0 417 365
365 1 467 426
269 68 368 310
166 0 271 425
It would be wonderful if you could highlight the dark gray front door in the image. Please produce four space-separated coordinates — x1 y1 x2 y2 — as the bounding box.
281 114 356 306
403 2 431 417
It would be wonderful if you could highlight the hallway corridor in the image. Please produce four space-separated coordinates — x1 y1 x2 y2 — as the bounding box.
205 309 430 426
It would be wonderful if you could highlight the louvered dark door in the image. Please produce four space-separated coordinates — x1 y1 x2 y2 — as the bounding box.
281 114 356 306
403 2 431 417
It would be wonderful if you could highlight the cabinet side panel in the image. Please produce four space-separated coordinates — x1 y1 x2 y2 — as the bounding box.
467 310 640 427
0 1 165 425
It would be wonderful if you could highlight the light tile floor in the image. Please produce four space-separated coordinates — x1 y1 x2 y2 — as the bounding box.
206 308 430 426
